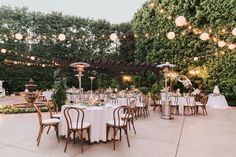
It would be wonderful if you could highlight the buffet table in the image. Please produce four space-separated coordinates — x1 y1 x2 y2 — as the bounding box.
60 104 117 142
206 95 228 109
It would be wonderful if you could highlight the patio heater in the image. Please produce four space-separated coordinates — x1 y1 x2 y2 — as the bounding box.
89 76 95 94
157 62 176 120
70 62 90 102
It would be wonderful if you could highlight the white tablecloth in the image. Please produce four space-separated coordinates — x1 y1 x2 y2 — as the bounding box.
60 104 117 142
206 95 228 109
162 95 195 115
42 91 53 100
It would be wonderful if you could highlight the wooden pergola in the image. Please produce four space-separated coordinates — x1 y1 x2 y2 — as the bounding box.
54 58 162 77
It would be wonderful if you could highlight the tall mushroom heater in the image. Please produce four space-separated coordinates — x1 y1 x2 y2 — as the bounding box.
157 62 176 120
70 62 90 102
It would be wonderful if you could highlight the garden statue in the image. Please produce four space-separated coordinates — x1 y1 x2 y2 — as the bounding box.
213 85 220 95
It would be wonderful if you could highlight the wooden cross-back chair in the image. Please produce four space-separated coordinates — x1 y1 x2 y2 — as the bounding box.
34 104 60 146
195 95 208 115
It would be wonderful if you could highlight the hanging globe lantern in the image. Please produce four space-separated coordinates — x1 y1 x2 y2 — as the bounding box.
232 28 236 36
228 44 235 50
175 16 186 27
58 34 66 41
166 32 175 40
218 41 226 47
110 33 118 41
199 32 210 41
15 33 23 40
1 48 7 53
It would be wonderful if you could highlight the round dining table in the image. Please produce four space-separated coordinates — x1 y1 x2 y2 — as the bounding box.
60 103 118 143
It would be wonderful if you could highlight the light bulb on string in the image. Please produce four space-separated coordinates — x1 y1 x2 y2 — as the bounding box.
194 57 198 61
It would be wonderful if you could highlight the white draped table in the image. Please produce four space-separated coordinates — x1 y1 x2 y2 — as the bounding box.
206 95 228 109
60 104 117 142
162 94 195 115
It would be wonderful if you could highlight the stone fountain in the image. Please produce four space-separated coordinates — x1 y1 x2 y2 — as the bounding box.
20 79 41 106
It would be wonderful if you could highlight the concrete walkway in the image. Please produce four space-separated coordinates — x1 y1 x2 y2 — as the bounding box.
0 108 236 157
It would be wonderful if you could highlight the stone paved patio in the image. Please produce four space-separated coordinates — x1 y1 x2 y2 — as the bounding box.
0 107 236 157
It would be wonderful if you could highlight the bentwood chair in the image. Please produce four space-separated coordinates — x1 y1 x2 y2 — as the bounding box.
106 105 132 150
195 95 208 116
63 107 91 153
33 104 60 146
121 99 137 134
107 97 118 104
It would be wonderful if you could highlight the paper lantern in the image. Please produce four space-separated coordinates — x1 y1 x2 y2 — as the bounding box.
1 48 7 53
30 56 35 60
15 33 23 40
218 41 226 47
199 32 210 41
58 34 66 41
110 33 118 41
228 44 235 50
232 28 236 36
194 57 198 61
175 16 186 27
166 32 175 40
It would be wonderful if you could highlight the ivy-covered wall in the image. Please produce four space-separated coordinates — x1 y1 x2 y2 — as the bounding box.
131 0 236 98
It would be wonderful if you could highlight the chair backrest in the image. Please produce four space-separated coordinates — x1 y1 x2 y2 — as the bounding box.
127 97 137 106
33 104 43 126
186 96 195 106
46 100 59 118
64 107 85 130
113 105 131 127
201 95 208 105
142 95 149 107
107 97 118 104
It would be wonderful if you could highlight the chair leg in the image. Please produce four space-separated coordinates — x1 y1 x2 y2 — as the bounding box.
131 119 136 134
37 127 43 146
119 128 122 141
73 131 76 144
205 107 208 115
87 127 91 144
113 127 116 150
64 131 71 152
106 125 110 142
54 124 59 143
47 125 51 134
80 130 84 153
124 128 130 147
